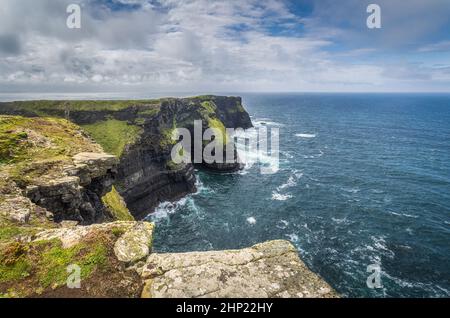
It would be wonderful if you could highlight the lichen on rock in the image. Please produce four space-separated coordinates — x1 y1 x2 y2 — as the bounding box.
141 240 339 298
113 222 154 264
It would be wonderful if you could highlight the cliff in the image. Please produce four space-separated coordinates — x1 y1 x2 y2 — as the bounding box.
0 116 132 226
0 97 338 298
0 96 252 219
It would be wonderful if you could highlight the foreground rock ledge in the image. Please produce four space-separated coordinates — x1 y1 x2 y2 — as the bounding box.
141 240 338 298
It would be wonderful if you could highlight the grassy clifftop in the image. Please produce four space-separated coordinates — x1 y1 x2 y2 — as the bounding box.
0 116 103 190
0 115 133 227
4 99 161 114
0 96 249 160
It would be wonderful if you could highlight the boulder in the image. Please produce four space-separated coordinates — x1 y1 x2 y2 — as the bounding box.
114 222 154 263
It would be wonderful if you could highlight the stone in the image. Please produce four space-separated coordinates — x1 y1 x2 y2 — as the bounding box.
114 222 154 264
34 221 136 248
0 196 33 224
141 240 339 298
72 152 118 181
60 220 79 228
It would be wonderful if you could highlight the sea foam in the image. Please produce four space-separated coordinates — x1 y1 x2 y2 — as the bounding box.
296 133 316 138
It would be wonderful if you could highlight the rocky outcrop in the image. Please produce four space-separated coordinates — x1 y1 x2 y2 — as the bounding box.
25 152 118 224
140 240 338 298
114 222 154 263
2 218 337 298
0 221 153 298
0 116 129 226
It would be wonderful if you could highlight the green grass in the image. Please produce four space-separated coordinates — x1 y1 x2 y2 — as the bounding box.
200 101 217 116
0 116 103 187
0 238 109 290
81 119 142 157
0 226 40 243
8 100 161 113
207 118 229 145
0 258 31 283
0 243 32 283
37 240 108 288
159 118 178 149
102 186 134 221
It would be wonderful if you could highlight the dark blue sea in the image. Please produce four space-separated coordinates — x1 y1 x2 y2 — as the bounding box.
149 93 450 298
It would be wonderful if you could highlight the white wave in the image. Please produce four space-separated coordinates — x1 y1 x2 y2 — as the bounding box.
387 211 418 219
150 191 203 221
277 176 296 191
234 129 280 173
302 150 324 159
296 133 316 138
341 187 360 194
332 217 350 225
246 216 257 225
253 119 284 127
371 235 395 259
271 192 293 201
285 233 299 242
383 271 450 296
281 150 294 159
276 220 289 229
194 175 214 195
276 170 303 192
151 198 188 220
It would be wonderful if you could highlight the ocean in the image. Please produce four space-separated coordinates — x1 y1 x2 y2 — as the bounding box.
148 93 450 298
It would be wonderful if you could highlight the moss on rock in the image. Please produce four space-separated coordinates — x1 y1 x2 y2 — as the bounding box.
102 186 134 221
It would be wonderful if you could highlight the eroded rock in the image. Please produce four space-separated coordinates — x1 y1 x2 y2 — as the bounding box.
114 222 154 263
23 152 119 224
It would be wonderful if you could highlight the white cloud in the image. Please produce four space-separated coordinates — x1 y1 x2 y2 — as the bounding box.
0 0 449 93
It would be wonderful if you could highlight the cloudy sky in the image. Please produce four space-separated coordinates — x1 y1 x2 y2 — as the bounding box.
1 0 450 94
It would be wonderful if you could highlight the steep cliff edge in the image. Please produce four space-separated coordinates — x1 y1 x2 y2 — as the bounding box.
0 116 132 226
0 102 339 298
0 96 253 219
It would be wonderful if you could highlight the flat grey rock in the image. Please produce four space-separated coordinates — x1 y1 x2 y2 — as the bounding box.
141 240 338 298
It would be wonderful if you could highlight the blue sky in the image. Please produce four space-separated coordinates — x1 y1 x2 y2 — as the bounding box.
0 0 449 93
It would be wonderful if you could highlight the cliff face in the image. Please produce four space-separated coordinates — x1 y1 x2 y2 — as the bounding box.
0 116 131 226
0 96 253 219
0 99 339 299
117 96 252 219
24 152 118 224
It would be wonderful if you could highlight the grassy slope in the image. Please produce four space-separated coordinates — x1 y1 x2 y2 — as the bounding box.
0 227 125 297
0 116 101 165
0 116 103 189
81 119 142 157
102 186 134 221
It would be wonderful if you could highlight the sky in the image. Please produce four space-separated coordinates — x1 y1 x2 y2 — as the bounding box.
0 0 450 94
